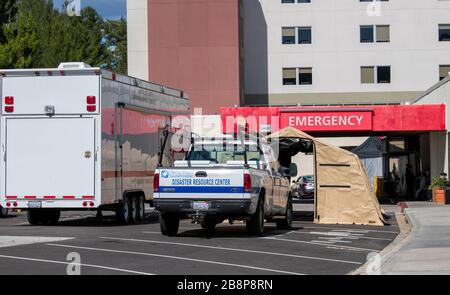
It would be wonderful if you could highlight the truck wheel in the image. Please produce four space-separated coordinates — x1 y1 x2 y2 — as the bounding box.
276 198 293 230
129 197 138 224
116 197 131 224
0 206 8 218
247 197 265 236
27 210 42 225
136 195 145 222
160 213 179 236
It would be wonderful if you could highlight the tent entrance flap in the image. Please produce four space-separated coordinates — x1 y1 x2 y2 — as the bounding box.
267 127 385 226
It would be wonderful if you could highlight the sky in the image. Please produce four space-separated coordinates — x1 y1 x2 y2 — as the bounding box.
53 0 127 20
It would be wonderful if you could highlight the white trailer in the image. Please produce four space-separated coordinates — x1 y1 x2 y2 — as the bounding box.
0 62 189 225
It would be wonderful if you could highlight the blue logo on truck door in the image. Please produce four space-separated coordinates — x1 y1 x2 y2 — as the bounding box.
161 170 169 178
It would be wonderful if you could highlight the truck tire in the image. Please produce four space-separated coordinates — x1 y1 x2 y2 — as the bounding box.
116 197 131 224
27 210 42 225
276 198 293 230
160 213 179 236
0 206 8 218
129 196 138 224
246 197 265 236
136 195 145 222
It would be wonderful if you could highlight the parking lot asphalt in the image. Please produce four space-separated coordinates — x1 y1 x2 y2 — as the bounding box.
0 205 400 275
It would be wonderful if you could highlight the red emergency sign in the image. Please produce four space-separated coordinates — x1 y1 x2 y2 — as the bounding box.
280 110 373 131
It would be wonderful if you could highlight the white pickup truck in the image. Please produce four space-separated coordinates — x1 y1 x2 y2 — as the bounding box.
153 137 296 236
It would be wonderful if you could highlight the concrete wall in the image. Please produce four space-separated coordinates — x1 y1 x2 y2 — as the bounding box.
415 78 449 178
243 0 450 105
127 0 149 80
146 0 242 114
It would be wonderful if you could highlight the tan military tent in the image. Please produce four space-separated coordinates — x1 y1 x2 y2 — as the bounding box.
267 127 385 226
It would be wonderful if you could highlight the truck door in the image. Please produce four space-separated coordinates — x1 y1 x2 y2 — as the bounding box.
5 117 96 199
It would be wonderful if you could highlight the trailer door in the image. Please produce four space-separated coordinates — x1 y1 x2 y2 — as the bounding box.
5 117 96 198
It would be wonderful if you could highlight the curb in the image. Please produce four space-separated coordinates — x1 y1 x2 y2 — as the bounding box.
349 211 412 275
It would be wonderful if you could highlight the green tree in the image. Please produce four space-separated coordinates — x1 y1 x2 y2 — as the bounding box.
0 8 37 68
104 18 127 74
0 0 18 43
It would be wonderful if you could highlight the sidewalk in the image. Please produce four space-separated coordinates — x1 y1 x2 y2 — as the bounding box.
380 202 450 275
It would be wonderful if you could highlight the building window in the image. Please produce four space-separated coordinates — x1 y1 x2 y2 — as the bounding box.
281 0 311 3
360 26 374 43
283 68 297 85
283 68 312 85
439 24 450 41
282 27 296 44
376 25 390 42
361 25 390 43
377 66 391 83
282 27 312 44
299 68 313 85
298 27 312 44
361 66 375 84
439 65 450 80
361 66 391 84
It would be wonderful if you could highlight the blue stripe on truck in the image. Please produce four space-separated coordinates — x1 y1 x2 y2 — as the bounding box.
159 186 244 193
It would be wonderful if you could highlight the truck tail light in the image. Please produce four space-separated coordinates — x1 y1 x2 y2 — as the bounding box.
4 106 14 113
244 173 252 193
153 173 160 192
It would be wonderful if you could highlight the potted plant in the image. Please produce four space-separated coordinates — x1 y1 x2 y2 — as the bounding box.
429 177 448 204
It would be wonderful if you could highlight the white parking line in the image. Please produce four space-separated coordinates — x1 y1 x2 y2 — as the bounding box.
296 225 399 234
261 236 379 252
105 236 361 265
47 243 306 275
0 254 154 275
287 231 392 241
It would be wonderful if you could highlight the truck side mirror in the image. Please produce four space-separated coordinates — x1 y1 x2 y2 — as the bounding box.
289 163 298 178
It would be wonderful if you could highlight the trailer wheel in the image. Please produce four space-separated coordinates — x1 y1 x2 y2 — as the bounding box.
46 210 61 225
137 195 145 222
129 196 139 224
27 210 42 225
246 197 265 236
0 206 8 218
160 213 179 236
116 197 131 224
276 198 293 230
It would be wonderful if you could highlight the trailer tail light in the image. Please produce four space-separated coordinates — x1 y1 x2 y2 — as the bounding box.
153 173 160 192
86 95 97 112
244 173 252 193
87 105 96 112
86 96 96 104
4 106 14 113
5 96 14 105
12 202 17 207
